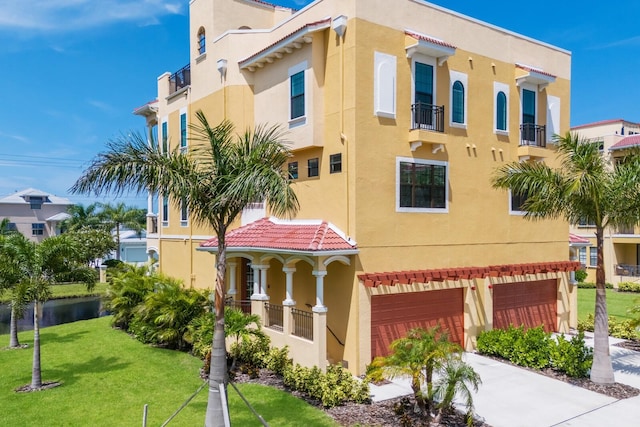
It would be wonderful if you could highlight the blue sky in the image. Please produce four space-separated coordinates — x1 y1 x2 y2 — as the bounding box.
0 0 638 207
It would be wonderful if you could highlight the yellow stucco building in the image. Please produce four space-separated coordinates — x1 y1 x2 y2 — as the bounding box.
134 0 577 375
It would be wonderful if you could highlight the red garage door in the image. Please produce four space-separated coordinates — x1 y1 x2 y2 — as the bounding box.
371 288 464 358
493 279 557 332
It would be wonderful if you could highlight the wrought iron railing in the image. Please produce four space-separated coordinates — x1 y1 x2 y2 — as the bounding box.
225 299 251 314
520 124 546 148
411 102 444 132
291 308 313 341
264 303 283 331
169 64 191 94
615 264 640 277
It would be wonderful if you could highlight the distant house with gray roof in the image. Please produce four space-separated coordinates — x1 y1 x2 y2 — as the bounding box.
0 188 72 242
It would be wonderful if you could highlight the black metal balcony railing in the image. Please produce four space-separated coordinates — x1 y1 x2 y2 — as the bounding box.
264 303 283 331
225 298 251 314
615 264 640 277
291 308 313 341
169 64 191 94
520 124 546 148
411 103 445 132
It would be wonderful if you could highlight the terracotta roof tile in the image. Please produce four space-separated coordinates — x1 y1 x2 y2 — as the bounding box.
569 233 590 245
200 217 357 252
404 30 456 49
610 134 640 151
515 63 556 78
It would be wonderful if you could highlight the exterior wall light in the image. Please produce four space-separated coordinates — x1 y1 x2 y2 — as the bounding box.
217 58 228 79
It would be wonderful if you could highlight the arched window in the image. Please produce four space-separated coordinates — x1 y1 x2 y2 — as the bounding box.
496 91 507 131
197 27 206 55
452 80 464 123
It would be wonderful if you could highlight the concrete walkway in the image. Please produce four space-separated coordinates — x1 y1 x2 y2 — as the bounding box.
369 335 640 426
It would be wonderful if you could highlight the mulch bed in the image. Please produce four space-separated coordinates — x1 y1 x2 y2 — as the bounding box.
15 381 61 393
615 339 640 352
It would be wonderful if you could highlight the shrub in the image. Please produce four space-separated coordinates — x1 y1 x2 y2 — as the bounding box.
577 282 613 289
229 334 270 369
264 346 292 376
550 332 593 377
575 269 587 283
510 326 552 370
578 313 639 340
617 282 640 293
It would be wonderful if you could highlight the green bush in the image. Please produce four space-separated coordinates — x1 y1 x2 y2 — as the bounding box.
229 334 270 369
577 282 614 289
550 332 593 377
575 269 588 283
617 282 640 293
578 313 639 340
264 346 292 376
511 326 552 369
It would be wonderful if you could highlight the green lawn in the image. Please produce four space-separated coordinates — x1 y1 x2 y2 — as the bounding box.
0 282 109 303
577 288 640 320
0 317 338 427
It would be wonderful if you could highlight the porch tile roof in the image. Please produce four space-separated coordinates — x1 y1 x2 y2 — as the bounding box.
569 233 591 245
200 217 357 252
610 134 640 151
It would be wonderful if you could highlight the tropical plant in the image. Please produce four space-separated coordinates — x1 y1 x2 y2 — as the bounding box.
0 234 95 389
433 354 481 426
104 264 156 330
0 233 31 348
65 227 117 266
493 132 640 384
225 308 266 369
97 202 146 260
60 203 102 233
70 110 298 426
372 326 461 420
0 217 17 235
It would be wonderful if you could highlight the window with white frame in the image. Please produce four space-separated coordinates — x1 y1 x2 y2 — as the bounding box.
179 108 187 152
509 190 529 215
494 82 509 133
162 196 169 226
449 71 467 126
32 223 44 236
180 198 188 227
288 161 298 179
374 51 396 118
161 119 168 154
589 247 597 267
578 247 587 265
197 27 206 55
289 61 307 124
396 157 448 212
329 153 342 174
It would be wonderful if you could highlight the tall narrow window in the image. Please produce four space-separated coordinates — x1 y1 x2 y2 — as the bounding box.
522 89 536 125
589 247 597 267
578 247 587 265
308 158 319 177
180 112 187 150
162 197 169 225
451 80 464 123
415 62 433 106
330 153 342 174
161 121 168 154
290 71 305 119
180 198 188 226
288 162 298 179
496 92 507 131
197 27 206 55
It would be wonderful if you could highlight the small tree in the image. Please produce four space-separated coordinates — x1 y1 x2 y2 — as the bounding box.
97 203 146 261
433 354 481 426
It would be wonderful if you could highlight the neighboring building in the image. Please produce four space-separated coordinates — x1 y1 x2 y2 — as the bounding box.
570 119 640 285
0 188 72 242
135 0 575 374
103 228 149 266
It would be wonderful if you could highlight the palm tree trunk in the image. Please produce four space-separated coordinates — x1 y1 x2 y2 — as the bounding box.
31 301 42 389
9 305 20 348
590 227 615 384
205 235 229 427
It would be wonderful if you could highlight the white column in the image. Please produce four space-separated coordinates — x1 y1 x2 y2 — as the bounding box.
259 265 269 297
569 248 577 285
228 261 237 296
312 270 328 313
282 267 296 306
251 264 260 298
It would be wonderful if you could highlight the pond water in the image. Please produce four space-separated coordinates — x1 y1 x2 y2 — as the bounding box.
0 297 107 335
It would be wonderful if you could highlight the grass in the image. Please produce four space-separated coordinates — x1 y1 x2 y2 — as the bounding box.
0 282 108 303
0 317 338 427
577 288 640 321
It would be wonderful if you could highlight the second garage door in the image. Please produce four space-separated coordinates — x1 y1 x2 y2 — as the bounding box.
493 279 557 332
371 288 464 358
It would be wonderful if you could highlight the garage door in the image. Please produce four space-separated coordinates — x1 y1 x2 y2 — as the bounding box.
493 279 557 332
371 288 464 358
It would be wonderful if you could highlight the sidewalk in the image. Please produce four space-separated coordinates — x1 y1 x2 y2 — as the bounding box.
369 336 640 426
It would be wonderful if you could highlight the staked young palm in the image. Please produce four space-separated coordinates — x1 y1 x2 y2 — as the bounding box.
493 131 640 384
70 110 299 426
433 354 481 426
0 233 31 348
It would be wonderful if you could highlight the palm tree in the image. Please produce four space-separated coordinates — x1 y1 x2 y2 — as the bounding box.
493 132 640 384
3 234 96 389
61 203 102 233
0 217 15 235
70 110 298 426
98 202 146 260
433 354 481 426
0 233 31 348
105 264 155 330
225 307 266 369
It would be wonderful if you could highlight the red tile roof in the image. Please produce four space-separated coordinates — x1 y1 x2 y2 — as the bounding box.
200 217 357 253
571 119 625 130
404 30 457 49
358 261 581 287
515 63 556 78
569 233 590 245
610 134 640 151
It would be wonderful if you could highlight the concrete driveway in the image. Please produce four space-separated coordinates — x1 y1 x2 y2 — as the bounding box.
369 335 640 427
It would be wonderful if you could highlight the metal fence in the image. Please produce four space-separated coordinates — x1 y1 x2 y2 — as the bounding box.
225 299 251 314
264 303 283 331
411 102 445 132
291 308 313 341
519 124 546 147
169 64 191 94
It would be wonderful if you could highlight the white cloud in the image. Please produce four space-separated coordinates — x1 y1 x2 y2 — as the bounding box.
590 36 640 50
0 131 30 144
0 0 184 32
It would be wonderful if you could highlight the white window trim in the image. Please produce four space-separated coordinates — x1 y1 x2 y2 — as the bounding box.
179 107 188 153
374 51 396 119
288 61 308 128
493 82 510 134
546 95 560 144
162 196 169 227
396 156 449 213
411 54 437 106
508 189 526 216
449 70 467 128
161 117 168 154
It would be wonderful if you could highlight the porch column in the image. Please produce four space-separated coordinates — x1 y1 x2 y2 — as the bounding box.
259 265 269 298
282 267 296 306
569 250 579 329
313 310 327 371
312 270 328 313
251 264 260 298
227 261 237 297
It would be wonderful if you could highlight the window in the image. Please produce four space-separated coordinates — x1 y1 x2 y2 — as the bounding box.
161 120 168 154
414 62 434 105
197 27 206 55
578 247 587 265
510 191 529 213
589 247 597 267
308 158 319 177
578 217 595 227
451 80 464 124
330 153 342 174
521 87 536 142
180 198 188 226
290 70 305 120
288 162 298 179
496 91 507 131
162 197 169 226
32 223 44 236
397 158 447 211
29 196 44 209
180 111 187 151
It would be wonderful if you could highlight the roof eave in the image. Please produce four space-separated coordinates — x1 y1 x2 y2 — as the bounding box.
197 245 359 257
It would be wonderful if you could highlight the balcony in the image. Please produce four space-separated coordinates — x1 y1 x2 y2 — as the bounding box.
408 103 446 152
169 64 191 94
520 124 546 148
615 264 640 277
